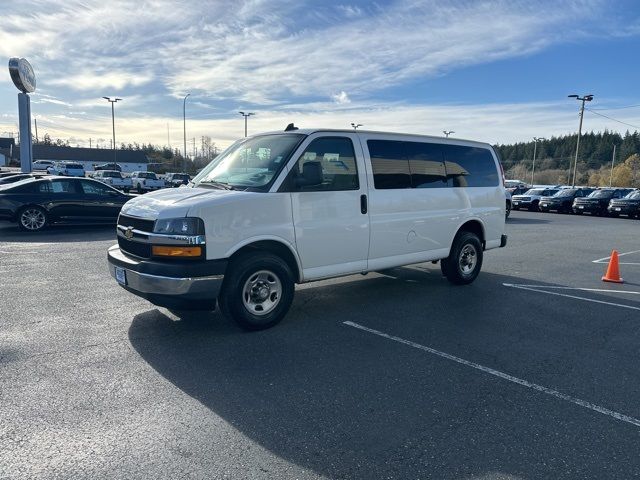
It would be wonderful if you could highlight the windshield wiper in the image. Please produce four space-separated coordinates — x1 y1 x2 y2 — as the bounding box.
199 180 235 190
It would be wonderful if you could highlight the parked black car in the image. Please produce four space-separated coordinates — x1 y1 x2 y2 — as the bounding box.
0 176 131 232
539 187 594 213
572 188 633 215
0 173 45 185
607 190 640 218
94 162 122 172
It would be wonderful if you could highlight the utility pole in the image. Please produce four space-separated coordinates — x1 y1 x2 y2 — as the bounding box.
609 144 617 187
351 123 363 130
568 94 594 187
34 118 38 144
183 93 190 173
167 123 171 148
531 137 545 185
193 137 196 160
89 138 92 148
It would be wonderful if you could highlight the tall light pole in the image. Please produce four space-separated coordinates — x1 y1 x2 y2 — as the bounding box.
443 130 454 138
239 111 255 137
183 93 190 173
102 97 121 164
351 122 363 130
568 94 594 187
531 136 545 185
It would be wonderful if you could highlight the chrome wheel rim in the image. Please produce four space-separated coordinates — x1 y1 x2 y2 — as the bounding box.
20 208 45 231
459 244 477 275
242 270 282 316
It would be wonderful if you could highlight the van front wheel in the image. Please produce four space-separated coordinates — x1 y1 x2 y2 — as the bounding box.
219 252 295 331
442 232 483 285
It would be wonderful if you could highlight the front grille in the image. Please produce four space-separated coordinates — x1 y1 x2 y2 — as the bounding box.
118 214 155 232
118 237 151 259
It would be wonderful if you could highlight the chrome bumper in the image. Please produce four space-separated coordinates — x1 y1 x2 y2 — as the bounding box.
108 261 223 296
107 245 224 309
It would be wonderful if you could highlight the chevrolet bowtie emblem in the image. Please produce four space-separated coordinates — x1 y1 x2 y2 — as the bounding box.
124 227 134 239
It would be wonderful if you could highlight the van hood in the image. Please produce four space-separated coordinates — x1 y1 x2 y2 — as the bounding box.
121 186 251 219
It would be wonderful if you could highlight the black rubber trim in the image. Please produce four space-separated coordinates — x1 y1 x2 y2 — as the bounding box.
108 246 227 278
119 285 217 311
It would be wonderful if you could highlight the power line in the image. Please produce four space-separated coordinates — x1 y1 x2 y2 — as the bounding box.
589 104 640 111
585 108 640 130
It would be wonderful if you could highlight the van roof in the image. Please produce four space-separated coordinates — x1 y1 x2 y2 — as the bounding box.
259 128 494 149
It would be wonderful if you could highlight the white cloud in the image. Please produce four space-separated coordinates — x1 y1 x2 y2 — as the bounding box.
332 91 351 104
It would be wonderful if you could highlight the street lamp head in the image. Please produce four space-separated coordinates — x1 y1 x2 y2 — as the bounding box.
239 111 245 115
102 96 110 101
585 95 594 102
568 94 578 98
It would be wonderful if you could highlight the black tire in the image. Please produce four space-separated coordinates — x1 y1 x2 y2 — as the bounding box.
137 184 143 194
505 201 511 219
441 231 483 285
219 251 295 331
17 205 48 232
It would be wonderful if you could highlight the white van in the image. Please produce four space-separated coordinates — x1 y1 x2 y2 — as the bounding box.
108 128 507 330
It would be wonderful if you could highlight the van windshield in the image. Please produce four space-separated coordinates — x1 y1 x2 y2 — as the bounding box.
193 134 305 190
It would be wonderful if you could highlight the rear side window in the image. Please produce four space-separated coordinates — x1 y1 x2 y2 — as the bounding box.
405 141 447 188
440 145 499 187
368 140 410 189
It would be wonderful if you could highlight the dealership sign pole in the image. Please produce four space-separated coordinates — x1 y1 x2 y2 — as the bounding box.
8 58 37 173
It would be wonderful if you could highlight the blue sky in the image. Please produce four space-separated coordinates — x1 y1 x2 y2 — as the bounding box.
1 0 640 151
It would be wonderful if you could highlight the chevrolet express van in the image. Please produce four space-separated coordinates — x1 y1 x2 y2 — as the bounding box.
108 128 507 330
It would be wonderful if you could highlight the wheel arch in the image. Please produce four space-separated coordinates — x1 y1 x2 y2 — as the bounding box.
453 219 486 249
226 237 302 283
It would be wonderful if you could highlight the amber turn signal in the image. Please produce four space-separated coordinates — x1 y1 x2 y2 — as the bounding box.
151 246 202 257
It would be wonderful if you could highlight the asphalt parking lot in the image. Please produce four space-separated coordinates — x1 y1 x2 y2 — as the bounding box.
1 212 639 479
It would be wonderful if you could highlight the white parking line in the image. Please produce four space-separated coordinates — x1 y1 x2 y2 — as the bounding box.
504 284 640 295
343 321 640 428
503 283 640 311
592 249 640 265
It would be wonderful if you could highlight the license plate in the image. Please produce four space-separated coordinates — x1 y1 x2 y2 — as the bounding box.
513 202 519 206
615 207 621 211
578 206 584 209
541 203 548 207
115 267 127 285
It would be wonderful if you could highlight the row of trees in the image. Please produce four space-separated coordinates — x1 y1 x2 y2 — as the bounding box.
496 130 640 187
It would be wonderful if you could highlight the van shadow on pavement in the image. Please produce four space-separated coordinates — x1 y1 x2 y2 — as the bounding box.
128 268 640 479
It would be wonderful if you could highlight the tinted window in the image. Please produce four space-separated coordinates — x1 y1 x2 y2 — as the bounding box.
80 180 115 195
368 140 410 189
441 145 499 187
405 141 447 188
287 137 359 192
50 180 80 193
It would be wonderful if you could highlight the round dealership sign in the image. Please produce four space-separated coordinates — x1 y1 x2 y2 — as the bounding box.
8 57 36 93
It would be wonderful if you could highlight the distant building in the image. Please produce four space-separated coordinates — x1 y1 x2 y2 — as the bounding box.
0 138 15 167
12 145 148 172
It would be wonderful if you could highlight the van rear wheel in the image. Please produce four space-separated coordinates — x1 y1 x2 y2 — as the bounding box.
219 251 295 331
442 232 483 285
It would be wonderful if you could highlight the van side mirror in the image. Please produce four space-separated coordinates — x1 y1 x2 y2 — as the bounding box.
295 161 323 188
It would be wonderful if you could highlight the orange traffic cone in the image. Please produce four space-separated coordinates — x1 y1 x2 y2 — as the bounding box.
602 250 624 284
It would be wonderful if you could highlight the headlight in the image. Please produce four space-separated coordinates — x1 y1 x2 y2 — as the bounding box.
153 217 204 235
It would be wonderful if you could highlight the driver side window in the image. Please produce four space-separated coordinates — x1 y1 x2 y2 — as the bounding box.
285 137 359 192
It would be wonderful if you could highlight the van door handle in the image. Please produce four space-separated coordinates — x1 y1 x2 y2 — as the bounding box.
360 194 367 214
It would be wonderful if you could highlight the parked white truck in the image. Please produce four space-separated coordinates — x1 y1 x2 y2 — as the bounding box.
92 170 132 192
108 127 507 330
130 171 164 193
